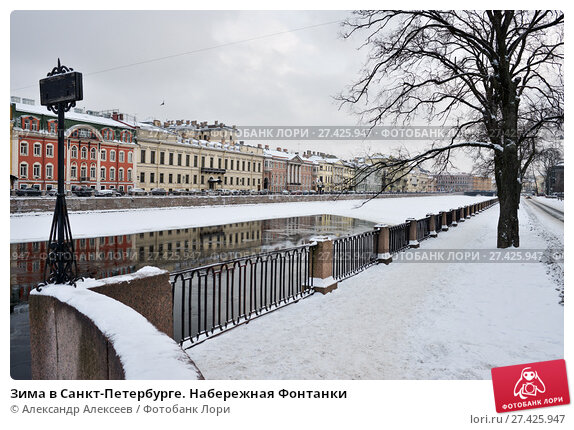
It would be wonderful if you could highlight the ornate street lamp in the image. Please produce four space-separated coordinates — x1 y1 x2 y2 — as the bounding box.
37 59 83 288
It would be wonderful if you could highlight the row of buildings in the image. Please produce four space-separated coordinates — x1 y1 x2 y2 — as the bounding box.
10 99 495 194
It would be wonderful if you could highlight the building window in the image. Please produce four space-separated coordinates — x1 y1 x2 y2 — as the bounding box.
90 147 97 159
90 164 96 179
140 149 146 164
178 153 182 166
127 151 133 163
80 164 87 179
119 151 125 163
150 172 155 183
121 131 132 143
33 143 41 157
127 168 132 182
101 149 107 161
169 153 174 165
71 145 78 158
159 173 164 183
71 163 77 179
168 173 173 184
150 151 156 164
110 150 116 162
140 172 145 183
102 129 114 140
81 146 88 159
109 167 116 180
118 168 124 181
101 167 106 180
20 141 28 156
46 164 54 179
19 162 28 178
194 155 198 167
186 154 190 167
48 121 57 134
160 152 165 165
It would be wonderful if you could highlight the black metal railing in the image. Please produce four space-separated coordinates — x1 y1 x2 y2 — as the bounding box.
416 217 431 242
389 222 410 254
332 230 379 281
171 244 313 347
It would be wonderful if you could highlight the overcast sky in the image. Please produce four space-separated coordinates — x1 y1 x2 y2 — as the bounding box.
10 10 475 169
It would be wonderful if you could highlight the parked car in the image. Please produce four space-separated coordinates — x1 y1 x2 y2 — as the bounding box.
281 190 290 195
94 189 121 197
128 187 147 196
171 189 189 196
15 187 42 197
71 186 94 197
259 189 270 195
150 188 167 196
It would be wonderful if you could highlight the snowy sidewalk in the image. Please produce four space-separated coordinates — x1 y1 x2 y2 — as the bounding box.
187 203 563 379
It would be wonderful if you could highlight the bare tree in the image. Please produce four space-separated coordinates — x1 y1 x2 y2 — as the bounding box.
339 10 563 248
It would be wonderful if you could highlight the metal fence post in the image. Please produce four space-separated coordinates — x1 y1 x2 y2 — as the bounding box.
440 211 449 231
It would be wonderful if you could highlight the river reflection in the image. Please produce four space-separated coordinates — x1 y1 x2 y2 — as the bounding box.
10 215 375 308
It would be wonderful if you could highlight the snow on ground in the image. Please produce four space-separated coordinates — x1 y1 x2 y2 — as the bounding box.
31 267 203 380
187 200 563 379
10 195 493 243
532 196 565 212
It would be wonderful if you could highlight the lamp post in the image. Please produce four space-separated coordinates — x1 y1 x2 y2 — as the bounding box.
37 59 83 288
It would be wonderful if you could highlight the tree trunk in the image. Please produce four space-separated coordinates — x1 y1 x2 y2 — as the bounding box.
494 147 521 248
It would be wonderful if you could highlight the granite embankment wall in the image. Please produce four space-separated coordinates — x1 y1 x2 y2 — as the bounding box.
11 192 448 213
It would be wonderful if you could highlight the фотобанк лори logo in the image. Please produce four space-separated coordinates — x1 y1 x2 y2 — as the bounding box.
491 359 570 413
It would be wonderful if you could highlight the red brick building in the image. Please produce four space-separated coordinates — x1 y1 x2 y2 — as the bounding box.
11 103 137 193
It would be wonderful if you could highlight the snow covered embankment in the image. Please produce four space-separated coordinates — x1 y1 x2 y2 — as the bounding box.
31 267 202 380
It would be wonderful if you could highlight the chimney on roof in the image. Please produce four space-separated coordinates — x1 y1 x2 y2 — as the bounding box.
186 120 190 125
283 149 288 153
176 120 183 125
191 120 197 126
153 120 161 127
265 145 269 150
257 144 262 148
277 147 282 151
112 112 119 121
164 121 170 128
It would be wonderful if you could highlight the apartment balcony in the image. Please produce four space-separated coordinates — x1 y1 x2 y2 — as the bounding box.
201 167 226 175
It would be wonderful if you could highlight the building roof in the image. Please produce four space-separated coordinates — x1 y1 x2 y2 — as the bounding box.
13 102 136 129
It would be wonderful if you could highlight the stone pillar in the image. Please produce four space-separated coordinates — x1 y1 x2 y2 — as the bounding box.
451 208 458 227
440 211 449 231
307 236 338 294
407 218 419 248
459 207 465 222
375 224 392 264
427 213 437 237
